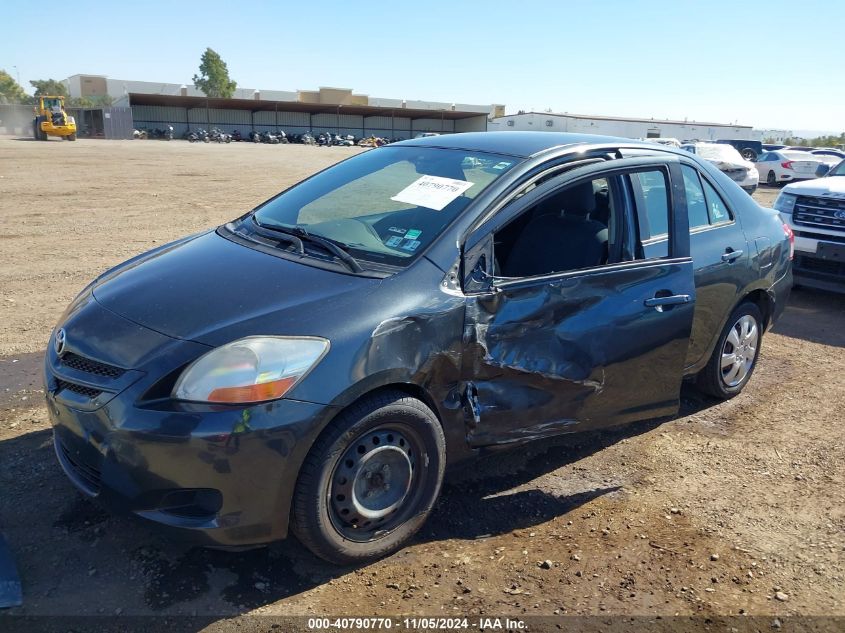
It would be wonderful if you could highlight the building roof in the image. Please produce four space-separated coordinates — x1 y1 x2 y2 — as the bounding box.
499 111 752 129
128 93 485 120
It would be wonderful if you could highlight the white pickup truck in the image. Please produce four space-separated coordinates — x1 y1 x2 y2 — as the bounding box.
774 159 845 292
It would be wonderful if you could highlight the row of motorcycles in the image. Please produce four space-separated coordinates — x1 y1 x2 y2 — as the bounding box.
133 126 174 140
132 126 403 147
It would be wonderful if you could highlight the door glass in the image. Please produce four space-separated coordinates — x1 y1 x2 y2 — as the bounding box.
701 179 731 224
682 165 709 229
493 177 617 277
631 170 670 258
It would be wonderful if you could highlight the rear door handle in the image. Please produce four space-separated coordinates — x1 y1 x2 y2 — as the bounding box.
721 248 743 263
644 294 691 308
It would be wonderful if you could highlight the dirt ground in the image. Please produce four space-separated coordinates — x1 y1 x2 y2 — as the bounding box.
0 137 843 627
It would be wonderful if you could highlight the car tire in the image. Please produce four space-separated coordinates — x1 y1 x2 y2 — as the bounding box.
767 170 777 186
741 148 758 162
696 302 763 400
291 390 446 565
67 133 76 141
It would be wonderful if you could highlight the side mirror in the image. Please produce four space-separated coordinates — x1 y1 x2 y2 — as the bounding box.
816 164 831 178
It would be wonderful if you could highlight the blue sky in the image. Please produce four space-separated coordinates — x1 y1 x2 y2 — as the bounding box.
2 0 841 134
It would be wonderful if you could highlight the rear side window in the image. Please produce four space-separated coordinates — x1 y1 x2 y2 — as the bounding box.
702 179 731 224
683 166 709 229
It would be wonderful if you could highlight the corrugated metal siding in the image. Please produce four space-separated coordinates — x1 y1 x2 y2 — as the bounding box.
187 107 211 124
102 107 134 140
338 114 363 128
277 111 309 126
310 113 338 128
213 109 251 125
363 116 393 129
252 111 276 125
131 105 187 123
412 118 454 132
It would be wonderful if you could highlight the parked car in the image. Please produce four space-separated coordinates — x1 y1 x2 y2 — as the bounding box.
775 158 845 292
680 142 758 194
810 149 845 167
644 137 681 148
715 139 762 162
756 150 826 186
45 132 792 565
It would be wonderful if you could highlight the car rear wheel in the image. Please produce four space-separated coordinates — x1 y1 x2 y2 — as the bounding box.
696 302 763 399
741 148 758 161
291 390 445 565
767 170 777 186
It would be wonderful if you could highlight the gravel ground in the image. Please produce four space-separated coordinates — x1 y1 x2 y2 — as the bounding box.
0 137 842 625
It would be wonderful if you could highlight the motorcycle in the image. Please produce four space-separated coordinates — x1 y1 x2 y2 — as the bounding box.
231 130 243 142
152 125 174 140
186 129 210 143
248 131 261 143
209 128 231 143
260 131 280 144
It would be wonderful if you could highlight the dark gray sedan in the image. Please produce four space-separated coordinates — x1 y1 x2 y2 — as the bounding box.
45 132 792 565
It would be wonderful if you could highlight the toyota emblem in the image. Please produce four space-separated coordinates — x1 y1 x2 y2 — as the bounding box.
835 210 845 220
54 328 67 357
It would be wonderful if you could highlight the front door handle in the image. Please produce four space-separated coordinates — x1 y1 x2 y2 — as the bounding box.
644 294 691 309
721 248 743 263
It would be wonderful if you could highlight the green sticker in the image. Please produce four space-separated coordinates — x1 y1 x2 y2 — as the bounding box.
405 229 422 240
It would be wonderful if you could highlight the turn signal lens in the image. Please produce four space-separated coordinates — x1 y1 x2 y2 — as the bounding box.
207 376 298 403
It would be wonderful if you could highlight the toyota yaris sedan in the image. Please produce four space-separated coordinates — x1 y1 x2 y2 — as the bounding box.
46 132 792 564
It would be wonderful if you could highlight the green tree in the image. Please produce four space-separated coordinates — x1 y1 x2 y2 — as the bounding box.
29 78 68 97
192 48 237 98
0 70 31 104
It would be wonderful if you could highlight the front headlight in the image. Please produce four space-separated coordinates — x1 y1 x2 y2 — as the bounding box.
773 192 797 214
173 336 329 404
748 167 759 179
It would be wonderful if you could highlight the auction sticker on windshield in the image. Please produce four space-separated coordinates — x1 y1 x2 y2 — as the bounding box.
391 175 474 211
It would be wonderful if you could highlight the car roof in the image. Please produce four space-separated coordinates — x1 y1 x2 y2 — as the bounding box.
392 131 653 158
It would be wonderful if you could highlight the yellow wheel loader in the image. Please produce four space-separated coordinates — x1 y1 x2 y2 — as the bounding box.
33 96 77 141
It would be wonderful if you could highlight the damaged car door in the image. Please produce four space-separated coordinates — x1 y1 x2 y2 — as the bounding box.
460 157 696 446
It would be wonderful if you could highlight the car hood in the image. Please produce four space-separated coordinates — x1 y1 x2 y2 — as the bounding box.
92 230 381 345
782 176 845 197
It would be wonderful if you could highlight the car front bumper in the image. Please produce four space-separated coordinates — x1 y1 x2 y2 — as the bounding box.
46 368 337 547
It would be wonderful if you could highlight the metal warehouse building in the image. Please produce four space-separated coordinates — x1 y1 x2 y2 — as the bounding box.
488 111 759 141
64 74 503 139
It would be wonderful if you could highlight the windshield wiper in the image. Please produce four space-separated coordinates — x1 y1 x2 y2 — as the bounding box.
251 218 363 273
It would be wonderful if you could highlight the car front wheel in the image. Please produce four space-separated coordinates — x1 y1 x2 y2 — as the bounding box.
292 390 446 565
696 302 763 399
767 170 777 186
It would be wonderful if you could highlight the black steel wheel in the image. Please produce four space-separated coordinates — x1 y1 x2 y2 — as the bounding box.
292 390 445 565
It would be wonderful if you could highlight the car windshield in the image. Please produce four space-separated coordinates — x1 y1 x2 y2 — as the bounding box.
695 144 744 162
252 146 519 267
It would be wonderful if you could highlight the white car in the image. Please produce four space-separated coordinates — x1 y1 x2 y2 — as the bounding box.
775 159 845 292
810 149 845 167
680 142 758 194
755 150 825 186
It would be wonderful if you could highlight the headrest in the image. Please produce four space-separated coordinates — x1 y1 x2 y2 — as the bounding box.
563 182 596 217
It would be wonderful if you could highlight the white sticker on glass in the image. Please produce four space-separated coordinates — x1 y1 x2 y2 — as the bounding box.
391 175 474 211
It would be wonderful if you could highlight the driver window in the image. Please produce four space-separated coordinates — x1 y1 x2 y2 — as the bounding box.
493 177 621 278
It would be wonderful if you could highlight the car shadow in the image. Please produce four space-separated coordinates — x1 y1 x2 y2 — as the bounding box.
772 286 845 347
0 387 727 621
